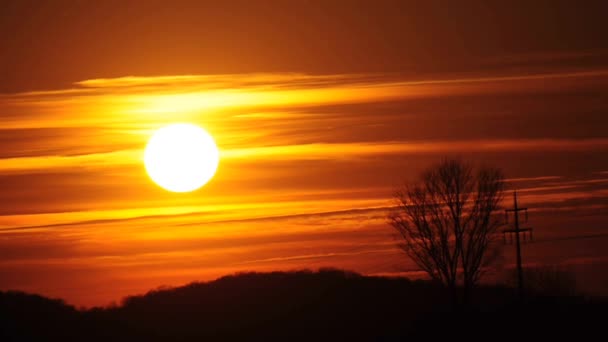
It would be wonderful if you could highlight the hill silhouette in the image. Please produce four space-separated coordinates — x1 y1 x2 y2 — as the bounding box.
1 269 605 341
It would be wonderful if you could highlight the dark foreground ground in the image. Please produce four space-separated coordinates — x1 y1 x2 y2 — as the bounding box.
0 269 605 341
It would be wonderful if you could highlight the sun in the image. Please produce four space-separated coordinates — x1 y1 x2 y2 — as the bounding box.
144 123 219 192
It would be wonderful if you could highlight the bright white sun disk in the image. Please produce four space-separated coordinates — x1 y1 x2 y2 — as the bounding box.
144 123 219 192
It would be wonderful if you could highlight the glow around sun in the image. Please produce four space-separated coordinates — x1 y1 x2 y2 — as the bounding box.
144 123 219 192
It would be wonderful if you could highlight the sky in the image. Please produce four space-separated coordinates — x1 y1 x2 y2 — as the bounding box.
1 0 608 307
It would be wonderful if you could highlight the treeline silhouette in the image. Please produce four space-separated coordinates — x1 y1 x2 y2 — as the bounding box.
1 269 605 341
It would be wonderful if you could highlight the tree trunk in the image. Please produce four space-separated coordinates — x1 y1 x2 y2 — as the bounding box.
448 280 459 310
462 280 471 308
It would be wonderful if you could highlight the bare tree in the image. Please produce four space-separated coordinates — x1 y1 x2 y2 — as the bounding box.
389 159 504 303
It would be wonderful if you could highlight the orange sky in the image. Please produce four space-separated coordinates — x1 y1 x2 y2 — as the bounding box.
1 1 608 307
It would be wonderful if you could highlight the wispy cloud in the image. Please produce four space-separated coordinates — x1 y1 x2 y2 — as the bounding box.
1 69 608 306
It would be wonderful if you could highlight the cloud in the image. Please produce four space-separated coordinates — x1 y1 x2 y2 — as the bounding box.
1 69 608 306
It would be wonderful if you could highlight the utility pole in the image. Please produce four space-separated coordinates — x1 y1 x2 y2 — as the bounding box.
503 191 532 299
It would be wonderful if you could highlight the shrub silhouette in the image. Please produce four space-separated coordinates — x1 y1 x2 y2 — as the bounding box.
506 265 578 297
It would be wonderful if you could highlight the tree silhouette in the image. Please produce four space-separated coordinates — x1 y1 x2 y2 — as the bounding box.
389 159 505 304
